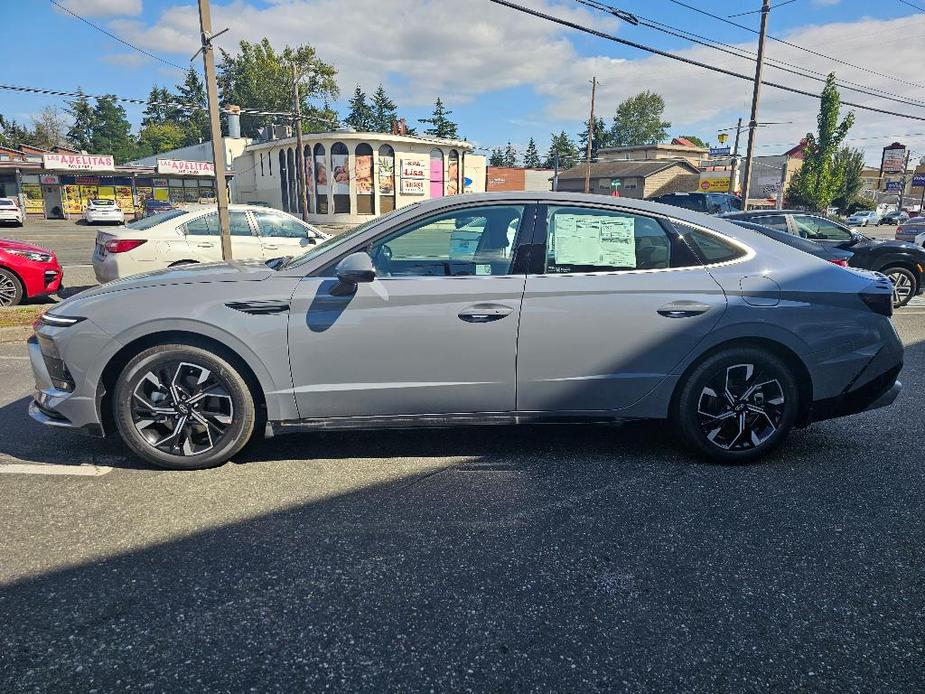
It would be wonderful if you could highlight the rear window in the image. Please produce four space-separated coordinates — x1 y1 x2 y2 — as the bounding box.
0 199 15 207
125 208 189 230
676 223 746 264
654 195 706 212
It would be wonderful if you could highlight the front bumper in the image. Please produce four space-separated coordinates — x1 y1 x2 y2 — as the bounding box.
17 261 63 298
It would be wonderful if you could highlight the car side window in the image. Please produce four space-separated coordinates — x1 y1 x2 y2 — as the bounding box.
185 212 252 236
676 223 746 264
792 215 853 241
367 205 526 277
755 215 789 232
253 211 312 239
543 206 684 273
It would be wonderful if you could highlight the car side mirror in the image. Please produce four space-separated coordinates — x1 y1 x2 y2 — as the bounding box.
334 251 376 288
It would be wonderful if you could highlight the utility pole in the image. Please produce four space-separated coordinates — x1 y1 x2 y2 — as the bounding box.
898 148 911 210
195 0 231 260
584 76 597 194
741 0 771 209
292 62 309 221
728 117 743 196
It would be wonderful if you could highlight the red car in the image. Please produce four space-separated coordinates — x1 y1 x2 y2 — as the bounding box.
0 239 63 307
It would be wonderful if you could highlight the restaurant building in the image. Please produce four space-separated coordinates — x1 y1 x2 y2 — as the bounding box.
232 130 486 225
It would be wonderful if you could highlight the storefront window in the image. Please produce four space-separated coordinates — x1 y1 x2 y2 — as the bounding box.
279 150 289 212
314 143 328 214
378 144 395 213
355 143 374 215
430 148 445 198
331 142 350 213
447 150 460 195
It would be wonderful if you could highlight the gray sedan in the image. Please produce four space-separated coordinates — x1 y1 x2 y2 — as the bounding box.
28 193 902 469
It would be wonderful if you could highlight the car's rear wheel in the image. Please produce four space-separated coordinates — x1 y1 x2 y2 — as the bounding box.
0 268 24 307
674 347 800 462
884 266 917 308
113 344 256 470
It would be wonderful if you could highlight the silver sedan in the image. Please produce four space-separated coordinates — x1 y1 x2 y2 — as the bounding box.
28 192 902 469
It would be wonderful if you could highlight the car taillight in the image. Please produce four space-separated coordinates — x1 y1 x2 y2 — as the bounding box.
104 239 147 253
828 258 849 267
860 288 893 317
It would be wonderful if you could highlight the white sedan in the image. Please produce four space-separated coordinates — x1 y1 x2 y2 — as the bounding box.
93 204 328 283
84 199 126 225
0 197 24 226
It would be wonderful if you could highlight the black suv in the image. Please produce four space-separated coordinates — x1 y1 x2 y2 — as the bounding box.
723 209 925 307
649 192 742 215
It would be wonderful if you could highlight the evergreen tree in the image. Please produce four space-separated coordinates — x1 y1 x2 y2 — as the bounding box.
523 137 542 168
174 68 210 145
786 73 855 212
135 122 186 159
543 131 578 169
502 141 517 167
0 115 32 149
66 92 95 152
90 95 136 163
141 86 172 128
345 86 375 131
609 91 671 146
418 97 458 139
488 146 505 166
577 116 609 160
371 84 398 133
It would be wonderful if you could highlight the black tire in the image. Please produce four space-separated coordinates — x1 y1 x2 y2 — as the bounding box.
673 347 800 463
113 344 256 470
883 266 917 308
0 268 24 307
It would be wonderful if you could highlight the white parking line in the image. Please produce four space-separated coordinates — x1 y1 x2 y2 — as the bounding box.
0 356 30 360
0 462 113 476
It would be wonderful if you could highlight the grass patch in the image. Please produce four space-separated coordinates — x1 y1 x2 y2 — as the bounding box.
0 305 45 329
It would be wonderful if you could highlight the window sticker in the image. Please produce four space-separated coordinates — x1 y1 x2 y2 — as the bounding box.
475 264 492 275
449 230 481 259
552 213 636 268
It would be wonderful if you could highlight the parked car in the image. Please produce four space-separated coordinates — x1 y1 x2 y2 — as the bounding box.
726 219 854 267
723 209 925 307
83 198 125 225
0 238 63 306
92 204 328 283
895 217 925 246
143 199 176 217
33 192 901 470
878 210 909 226
648 192 742 215
0 197 24 227
846 210 880 227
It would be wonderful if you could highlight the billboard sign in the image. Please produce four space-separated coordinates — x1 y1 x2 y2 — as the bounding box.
881 144 907 175
912 174 925 188
400 178 426 195
43 153 114 171
400 157 428 179
157 159 215 176
885 180 904 192
699 177 729 192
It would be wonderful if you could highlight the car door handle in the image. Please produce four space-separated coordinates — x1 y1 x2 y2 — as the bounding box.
263 244 279 250
657 301 711 318
458 303 514 323
196 242 214 248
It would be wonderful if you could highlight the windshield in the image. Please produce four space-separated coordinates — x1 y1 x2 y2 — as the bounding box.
126 208 189 230
0 199 15 207
281 205 413 270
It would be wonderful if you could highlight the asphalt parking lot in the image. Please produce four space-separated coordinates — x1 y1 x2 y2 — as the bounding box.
0 304 923 691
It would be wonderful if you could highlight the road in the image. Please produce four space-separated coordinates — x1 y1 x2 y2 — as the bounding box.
0 310 923 690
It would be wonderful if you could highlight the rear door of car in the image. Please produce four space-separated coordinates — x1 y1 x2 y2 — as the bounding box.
516 203 728 413
182 210 263 261
250 209 320 259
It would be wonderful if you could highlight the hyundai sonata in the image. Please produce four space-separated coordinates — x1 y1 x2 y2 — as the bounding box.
29 193 903 469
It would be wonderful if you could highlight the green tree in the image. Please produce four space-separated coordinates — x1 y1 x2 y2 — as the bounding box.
0 115 32 149
609 91 671 146
173 68 210 146
135 122 186 159
677 134 708 149
786 73 855 211
90 95 136 163
31 106 68 149
66 91 95 152
502 142 517 167
831 146 865 213
488 146 505 167
345 86 375 131
141 86 172 128
543 131 579 169
218 38 338 137
578 115 610 160
523 137 542 168
371 84 398 133
418 97 458 139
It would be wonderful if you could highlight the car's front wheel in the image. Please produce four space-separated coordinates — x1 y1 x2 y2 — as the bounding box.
673 347 800 462
884 266 917 308
0 268 24 306
113 344 256 469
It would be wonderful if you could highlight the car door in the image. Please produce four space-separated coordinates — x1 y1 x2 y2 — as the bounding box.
516 204 727 413
182 210 263 262
789 214 855 247
286 203 533 418
251 209 320 259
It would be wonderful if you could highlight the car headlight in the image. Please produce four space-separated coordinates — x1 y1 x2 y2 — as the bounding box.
2 248 53 263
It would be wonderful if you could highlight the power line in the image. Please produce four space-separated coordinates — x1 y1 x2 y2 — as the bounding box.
729 0 797 18
48 0 188 74
487 0 925 122
665 0 925 91
898 1 925 12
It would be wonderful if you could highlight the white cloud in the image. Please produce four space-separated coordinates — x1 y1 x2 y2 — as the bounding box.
99 52 150 68
58 0 142 17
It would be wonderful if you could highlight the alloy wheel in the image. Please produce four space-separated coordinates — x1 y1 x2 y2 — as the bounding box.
0 273 19 306
696 363 786 451
130 361 234 456
888 270 914 306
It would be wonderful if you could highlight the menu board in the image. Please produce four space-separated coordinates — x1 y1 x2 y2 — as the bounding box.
552 213 636 268
20 184 43 213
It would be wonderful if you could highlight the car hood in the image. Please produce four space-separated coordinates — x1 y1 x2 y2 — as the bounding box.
67 260 275 302
0 238 53 255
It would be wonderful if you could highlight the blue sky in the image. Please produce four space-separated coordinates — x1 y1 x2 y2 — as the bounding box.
2 0 925 164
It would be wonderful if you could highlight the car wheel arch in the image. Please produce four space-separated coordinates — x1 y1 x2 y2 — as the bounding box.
0 264 26 296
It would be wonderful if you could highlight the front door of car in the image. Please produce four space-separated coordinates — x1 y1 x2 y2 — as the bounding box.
287 203 534 419
516 205 727 413
251 209 319 259
183 211 263 262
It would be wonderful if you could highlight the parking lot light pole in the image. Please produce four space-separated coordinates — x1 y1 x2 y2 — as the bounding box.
741 0 771 209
